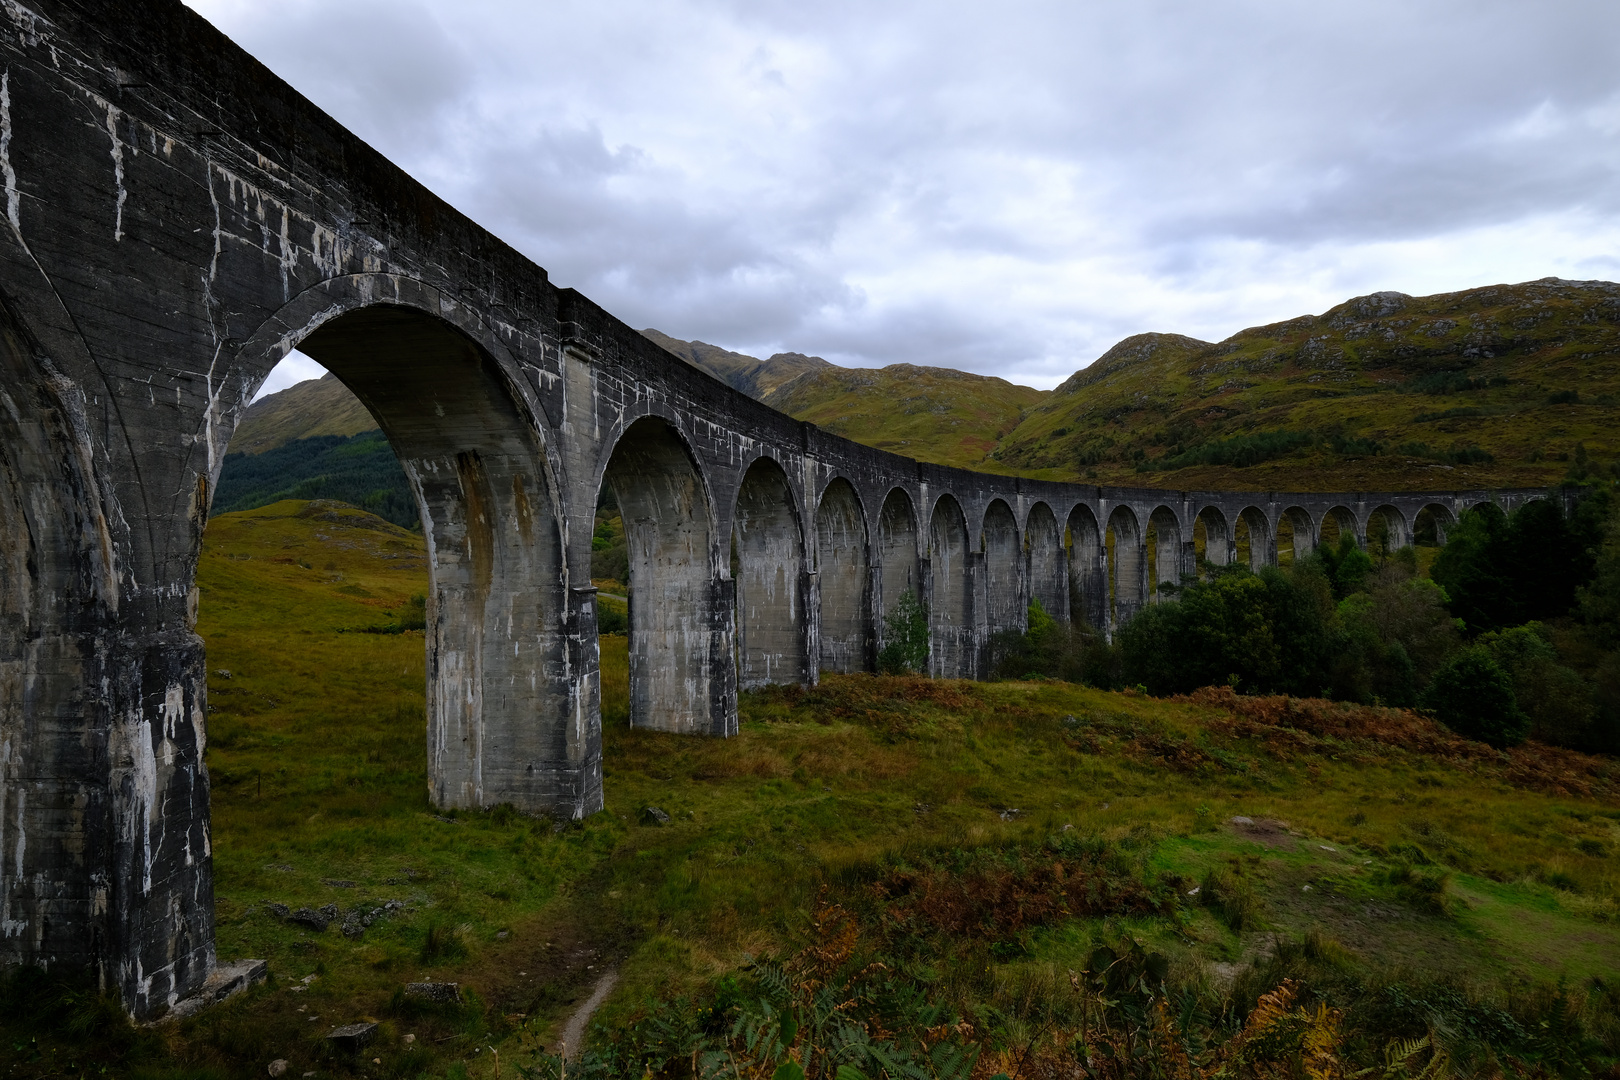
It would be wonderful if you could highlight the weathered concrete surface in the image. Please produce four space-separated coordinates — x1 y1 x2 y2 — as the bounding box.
0 0 1566 1018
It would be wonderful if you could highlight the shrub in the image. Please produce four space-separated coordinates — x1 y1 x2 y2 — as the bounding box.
990 600 1116 685
1383 863 1454 916
595 595 628 635
398 593 427 631
1201 861 1264 933
877 591 929 674
1420 648 1529 747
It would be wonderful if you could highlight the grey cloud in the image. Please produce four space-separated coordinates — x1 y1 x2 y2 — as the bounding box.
189 0 1620 387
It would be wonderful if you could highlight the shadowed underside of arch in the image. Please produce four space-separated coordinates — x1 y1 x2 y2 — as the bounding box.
603 417 733 736
1068 505 1106 630
733 458 809 689
983 500 1021 638
816 479 871 673
929 495 972 679
1027 503 1064 620
297 305 574 812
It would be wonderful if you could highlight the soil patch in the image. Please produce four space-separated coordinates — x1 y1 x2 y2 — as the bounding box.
1226 816 1297 851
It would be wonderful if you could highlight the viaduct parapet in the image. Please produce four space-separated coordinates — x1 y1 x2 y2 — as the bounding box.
0 0 1558 1016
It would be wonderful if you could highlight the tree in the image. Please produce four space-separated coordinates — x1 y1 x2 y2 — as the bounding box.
1430 504 1515 632
1419 648 1529 748
1117 563 1334 697
877 591 929 674
1314 533 1373 600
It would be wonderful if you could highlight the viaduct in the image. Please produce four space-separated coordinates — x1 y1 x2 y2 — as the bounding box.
0 0 1554 1017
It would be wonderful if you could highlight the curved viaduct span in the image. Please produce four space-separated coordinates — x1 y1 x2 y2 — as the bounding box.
0 0 1555 1016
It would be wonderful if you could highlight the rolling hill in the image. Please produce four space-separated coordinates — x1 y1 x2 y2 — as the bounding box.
996 277 1620 490
758 362 1044 471
227 371 380 455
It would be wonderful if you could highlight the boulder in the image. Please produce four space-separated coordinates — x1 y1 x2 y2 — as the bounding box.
326 1023 378 1053
404 981 462 1004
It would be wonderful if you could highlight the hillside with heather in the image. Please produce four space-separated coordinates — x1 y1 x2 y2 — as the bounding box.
996 278 1620 490
759 363 1044 471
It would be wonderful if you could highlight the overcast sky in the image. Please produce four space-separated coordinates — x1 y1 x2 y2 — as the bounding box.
184 0 1620 397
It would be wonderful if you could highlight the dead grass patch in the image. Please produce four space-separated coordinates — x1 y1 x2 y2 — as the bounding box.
873 844 1166 940
1179 685 1620 798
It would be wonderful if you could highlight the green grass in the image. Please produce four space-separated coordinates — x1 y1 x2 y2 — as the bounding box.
8 498 1620 1077
761 363 1045 473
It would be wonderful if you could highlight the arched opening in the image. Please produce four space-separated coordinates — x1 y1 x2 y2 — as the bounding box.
1067 505 1106 630
1232 506 1272 570
1193 506 1230 572
1366 504 1410 561
1319 505 1359 550
1146 506 1183 599
1278 506 1315 565
983 500 1022 637
292 305 569 810
1106 506 1144 627
1026 502 1065 620
928 494 971 678
732 458 809 690
878 488 921 642
600 416 728 735
1414 503 1453 547
815 478 870 674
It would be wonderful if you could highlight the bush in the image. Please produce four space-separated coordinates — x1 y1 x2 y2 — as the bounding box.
398 593 427 631
1201 861 1264 933
1420 648 1529 747
991 600 1116 685
595 595 628 635
877 591 929 674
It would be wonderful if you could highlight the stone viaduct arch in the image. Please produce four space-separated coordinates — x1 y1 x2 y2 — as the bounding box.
0 0 1569 1017
814 478 870 674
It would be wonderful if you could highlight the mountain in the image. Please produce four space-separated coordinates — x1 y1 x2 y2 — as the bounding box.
996 278 1620 490
228 372 379 455
639 329 832 400
641 330 1042 470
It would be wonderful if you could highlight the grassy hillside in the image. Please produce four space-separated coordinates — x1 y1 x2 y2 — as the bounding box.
213 431 417 529
762 364 1046 472
10 500 1620 1076
998 278 1620 490
232 373 381 455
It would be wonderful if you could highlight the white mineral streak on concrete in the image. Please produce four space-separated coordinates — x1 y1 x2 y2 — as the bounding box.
0 69 19 232
102 99 124 241
125 710 158 895
278 205 294 300
0 0 47 48
8 787 19 897
206 162 221 283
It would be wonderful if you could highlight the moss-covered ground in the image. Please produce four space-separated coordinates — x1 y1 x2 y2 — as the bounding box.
6 499 1620 1077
